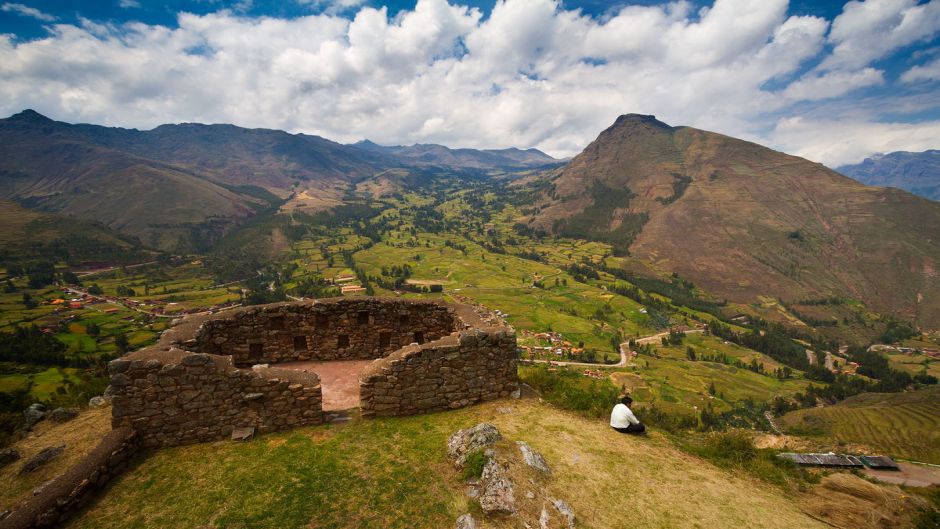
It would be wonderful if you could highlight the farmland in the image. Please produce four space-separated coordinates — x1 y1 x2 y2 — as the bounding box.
780 386 940 464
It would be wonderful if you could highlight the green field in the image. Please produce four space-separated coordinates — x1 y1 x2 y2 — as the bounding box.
780 386 940 464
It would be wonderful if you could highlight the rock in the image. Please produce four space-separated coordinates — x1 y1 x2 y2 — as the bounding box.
456 513 476 529
243 393 264 401
448 423 501 467
24 402 46 427
511 388 521 399
0 448 21 468
19 445 65 474
231 426 254 441
526 490 535 499
49 407 79 423
552 499 576 528
480 458 515 514
517 441 551 474
540 505 552 529
88 396 109 408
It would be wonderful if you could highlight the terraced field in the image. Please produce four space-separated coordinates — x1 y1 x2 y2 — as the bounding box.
780 386 940 464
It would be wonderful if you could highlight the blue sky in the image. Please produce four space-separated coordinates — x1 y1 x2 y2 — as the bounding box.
1 0 938 165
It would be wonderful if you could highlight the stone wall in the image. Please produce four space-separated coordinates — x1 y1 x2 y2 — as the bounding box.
109 350 323 448
0 427 139 529
360 328 518 418
192 299 461 366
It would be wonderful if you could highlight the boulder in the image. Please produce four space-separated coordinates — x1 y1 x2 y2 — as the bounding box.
0 447 21 468
49 407 79 423
479 458 515 514
24 403 46 428
448 423 501 467
88 396 110 408
456 513 476 529
19 445 65 474
517 441 551 474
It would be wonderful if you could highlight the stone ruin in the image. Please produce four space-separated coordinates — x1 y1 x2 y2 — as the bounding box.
108 298 518 447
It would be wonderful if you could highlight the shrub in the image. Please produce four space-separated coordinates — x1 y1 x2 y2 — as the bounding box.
460 449 486 481
519 365 619 418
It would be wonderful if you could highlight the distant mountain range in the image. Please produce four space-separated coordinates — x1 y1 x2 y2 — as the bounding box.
837 150 940 202
0 110 557 251
351 140 559 170
526 114 940 328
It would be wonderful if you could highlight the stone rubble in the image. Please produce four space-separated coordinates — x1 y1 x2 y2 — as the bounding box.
448 423 502 467
19 445 65 474
517 441 551 474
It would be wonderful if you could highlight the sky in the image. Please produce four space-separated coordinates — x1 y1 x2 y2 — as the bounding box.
0 0 939 166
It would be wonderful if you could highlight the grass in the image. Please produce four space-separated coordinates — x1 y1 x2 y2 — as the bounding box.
779 386 940 464
0 406 112 510
68 398 826 529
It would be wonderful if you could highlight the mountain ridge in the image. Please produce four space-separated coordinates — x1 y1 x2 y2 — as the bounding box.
527 114 940 328
837 149 940 202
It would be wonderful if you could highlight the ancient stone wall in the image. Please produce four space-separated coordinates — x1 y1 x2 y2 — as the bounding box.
360 328 518 418
109 350 323 448
192 298 460 366
0 427 139 529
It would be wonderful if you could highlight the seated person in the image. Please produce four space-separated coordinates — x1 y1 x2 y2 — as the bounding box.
610 395 645 434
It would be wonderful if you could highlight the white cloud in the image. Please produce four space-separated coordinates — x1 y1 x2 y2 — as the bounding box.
118 0 141 9
821 0 940 71
0 0 936 165
782 67 884 101
771 116 940 166
1 2 56 22
901 56 940 83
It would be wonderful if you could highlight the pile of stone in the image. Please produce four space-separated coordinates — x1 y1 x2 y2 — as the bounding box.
447 423 576 529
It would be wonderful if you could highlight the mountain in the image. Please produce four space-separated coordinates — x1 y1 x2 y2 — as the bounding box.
351 139 559 170
527 114 940 328
837 150 940 202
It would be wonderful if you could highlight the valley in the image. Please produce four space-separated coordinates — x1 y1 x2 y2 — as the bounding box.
1 111 938 528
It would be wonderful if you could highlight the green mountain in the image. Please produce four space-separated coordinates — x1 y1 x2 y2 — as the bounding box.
527 114 940 328
837 150 940 202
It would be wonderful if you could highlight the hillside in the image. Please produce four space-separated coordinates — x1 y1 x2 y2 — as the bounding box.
837 150 940 202
526 115 940 329
780 386 940 464
0 199 148 266
62 398 827 529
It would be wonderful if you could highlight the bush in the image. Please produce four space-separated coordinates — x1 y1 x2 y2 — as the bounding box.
460 449 486 481
519 365 619 418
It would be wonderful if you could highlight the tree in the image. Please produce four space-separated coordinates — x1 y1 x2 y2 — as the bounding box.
686 346 696 361
88 284 103 295
22 293 37 309
86 322 101 338
114 333 130 354
62 270 81 285
708 382 716 396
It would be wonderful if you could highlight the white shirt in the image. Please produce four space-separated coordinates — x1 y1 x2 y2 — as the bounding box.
610 403 640 428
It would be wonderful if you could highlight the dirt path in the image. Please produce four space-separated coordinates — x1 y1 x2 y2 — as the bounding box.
279 359 374 411
521 329 705 369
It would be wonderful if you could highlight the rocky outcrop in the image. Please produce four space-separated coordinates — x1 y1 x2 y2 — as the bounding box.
19 446 64 474
49 408 78 423
455 513 476 529
0 448 21 469
517 441 551 474
448 423 575 527
448 423 502 467
479 458 516 514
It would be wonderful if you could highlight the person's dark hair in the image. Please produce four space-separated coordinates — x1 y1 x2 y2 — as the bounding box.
620 395 633 405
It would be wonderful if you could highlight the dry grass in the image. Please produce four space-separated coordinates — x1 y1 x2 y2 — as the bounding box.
800 473 926 529
68 398 827 529
0 406 111 510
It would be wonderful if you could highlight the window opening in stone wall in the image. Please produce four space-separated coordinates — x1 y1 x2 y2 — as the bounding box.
248 342 263 361
379 332 391 348
270 315 285 330
413 331 424 344
357 311 370 325
338 335 349 348
293 335 307 351
316 313 329 329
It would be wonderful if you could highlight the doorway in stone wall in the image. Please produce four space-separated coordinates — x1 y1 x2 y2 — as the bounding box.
278 359 373 411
